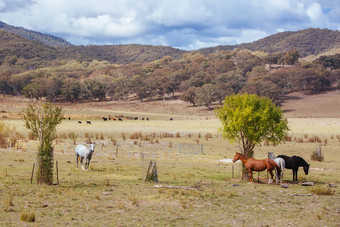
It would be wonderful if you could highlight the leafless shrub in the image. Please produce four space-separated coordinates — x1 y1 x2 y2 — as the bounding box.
285 135 292 142
176 132 181 138
121 133 126 141
308 136 321 143
205 133 212 140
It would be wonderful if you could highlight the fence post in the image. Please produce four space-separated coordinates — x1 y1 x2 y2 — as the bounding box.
31 163 35 184
232 165 234 178
56 161 59 185
27 142 29 153
116 145 118 158
8 142 11 151
64 144 66 154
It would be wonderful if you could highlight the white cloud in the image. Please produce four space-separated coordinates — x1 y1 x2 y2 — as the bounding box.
0 0 339 50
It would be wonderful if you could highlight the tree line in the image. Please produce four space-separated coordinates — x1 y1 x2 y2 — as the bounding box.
1 49 339 108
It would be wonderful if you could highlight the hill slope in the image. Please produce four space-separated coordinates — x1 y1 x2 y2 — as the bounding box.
0 21 71 48
199 28 340 57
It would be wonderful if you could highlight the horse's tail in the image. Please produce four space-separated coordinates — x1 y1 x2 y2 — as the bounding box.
274 162 281 177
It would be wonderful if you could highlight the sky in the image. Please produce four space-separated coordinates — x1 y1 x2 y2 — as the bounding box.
0 0 339 50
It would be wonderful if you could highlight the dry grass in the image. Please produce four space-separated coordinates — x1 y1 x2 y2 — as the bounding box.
0 94 339 226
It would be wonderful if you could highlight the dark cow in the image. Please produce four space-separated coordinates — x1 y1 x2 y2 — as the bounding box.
118 118 123 121
134 117 138 120
169 118 173 121
103 117 108 121
86 121 91 124
78 121 82 124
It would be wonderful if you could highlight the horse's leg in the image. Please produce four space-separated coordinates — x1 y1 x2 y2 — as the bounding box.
85 158 89 171
80 157 84 170
268 170 274 184
248 170 253 183
275 169 279 184
76 154 79 170
87 158 91 171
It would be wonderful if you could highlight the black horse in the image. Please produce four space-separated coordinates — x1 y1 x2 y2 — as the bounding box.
277 155 310 182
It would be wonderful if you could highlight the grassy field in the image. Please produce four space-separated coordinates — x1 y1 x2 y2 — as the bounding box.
1 111 340 226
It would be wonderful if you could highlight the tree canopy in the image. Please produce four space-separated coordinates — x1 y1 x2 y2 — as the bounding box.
216 94 289 158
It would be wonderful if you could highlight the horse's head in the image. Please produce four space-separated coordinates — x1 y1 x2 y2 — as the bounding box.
232 153 240 163
268 152 275 159
90 143 95 152
303 164 310 175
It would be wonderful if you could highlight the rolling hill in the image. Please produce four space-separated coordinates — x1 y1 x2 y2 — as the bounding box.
198 28 340 57
0 21 339 66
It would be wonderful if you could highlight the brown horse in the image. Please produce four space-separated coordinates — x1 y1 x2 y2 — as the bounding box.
232 152 280 184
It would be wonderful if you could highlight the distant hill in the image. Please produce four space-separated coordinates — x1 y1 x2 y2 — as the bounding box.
62 44 186 64
0 21 72 48
199 28 340 57
1 21 339 66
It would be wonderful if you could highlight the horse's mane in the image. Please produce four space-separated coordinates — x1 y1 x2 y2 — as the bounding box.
236 152 250 159
295 156 309 165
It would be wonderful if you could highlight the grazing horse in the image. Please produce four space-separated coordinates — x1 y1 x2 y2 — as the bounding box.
268 152 285 184
277 155 309 182
232 152 280 184
75 143 95 170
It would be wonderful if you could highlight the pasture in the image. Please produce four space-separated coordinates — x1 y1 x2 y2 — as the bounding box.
0 96 340 226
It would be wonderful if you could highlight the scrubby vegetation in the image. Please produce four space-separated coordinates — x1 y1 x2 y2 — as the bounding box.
0 26 339 107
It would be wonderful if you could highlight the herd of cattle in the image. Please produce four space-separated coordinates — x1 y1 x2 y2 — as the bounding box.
64 116 174 124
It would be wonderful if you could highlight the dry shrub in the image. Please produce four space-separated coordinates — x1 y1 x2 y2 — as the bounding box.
195 138 200 144
130 132 141 140
5 195 14 207
311 148 324 162
310 186 334 195
308 136 321 143
304 134 309 139
21 211 35 222
95 133 99 140
168 141 173 148
57 132 68 140
111 137 117 146
176 132 181 138
121 133 126 141
100 133 104 140
0 133 8 148
84 132 91 139
198 133 201 138
28 132 36 140
324 138 327 145
285 135 292 142
295 137 304 143
263 140 269 146
205 133 212 140
133 140 137 145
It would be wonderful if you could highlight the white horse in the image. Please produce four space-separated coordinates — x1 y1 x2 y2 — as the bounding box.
268 152 285 184
75 143 95 170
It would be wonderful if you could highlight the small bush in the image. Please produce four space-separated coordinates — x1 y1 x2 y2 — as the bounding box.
21 211 35 222
121 133 126 141
6 195 14 207
285 135 292 142
311 149 324 162
310 186 334 195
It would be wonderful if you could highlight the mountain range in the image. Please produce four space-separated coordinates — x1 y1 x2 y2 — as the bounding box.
0 21 339 65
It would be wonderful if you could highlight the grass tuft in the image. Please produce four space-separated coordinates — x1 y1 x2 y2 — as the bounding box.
310 186 334 195
20 211 35 222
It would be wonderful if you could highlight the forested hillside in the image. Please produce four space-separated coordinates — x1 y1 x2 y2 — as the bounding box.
0 24 339 107
199 28 340 57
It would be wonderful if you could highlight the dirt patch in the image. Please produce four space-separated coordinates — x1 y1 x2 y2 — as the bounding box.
1 90 340 118
281 90 340 118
